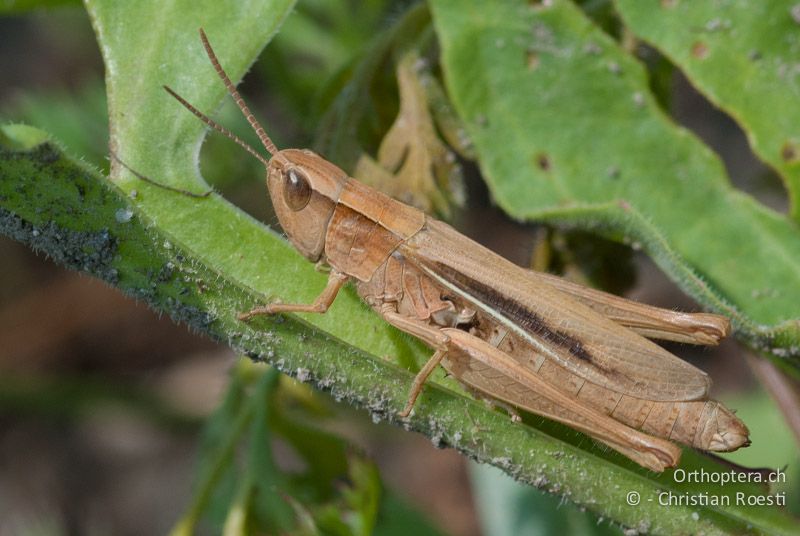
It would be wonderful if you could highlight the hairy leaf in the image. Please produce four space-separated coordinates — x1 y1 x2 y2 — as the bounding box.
429 0 800 365
616 0 800 221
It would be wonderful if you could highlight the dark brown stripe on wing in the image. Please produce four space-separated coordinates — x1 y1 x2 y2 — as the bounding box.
432 262 627 380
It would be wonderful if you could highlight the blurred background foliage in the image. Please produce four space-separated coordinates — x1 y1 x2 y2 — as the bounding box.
1 1 799 535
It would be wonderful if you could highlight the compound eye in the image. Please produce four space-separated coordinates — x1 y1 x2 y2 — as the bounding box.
283 168 312 211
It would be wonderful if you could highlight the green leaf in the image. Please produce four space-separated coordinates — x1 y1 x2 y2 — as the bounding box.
272 404 350 500
314 3 431 171
470 463 619 536
2 80 108 170
245 368 296 533
258 0 395 131
83 0 424 369
371 494 444 536
615 0 800 221
429 0 800 365
0 0 79 12
178 363 253 533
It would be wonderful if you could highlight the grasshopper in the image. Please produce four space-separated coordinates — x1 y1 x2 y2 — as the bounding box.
166 29 749 472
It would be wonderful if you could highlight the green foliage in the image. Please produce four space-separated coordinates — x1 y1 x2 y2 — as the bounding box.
616 0 800 221
259 0 395 134
0 125 446 534
429 0 800 364
5 123 797 535
84 0 422 363
2 81 108 169
314 4 430 171
171 363 439 535
470 463 620 536
2 0 800 533
0 0 79 12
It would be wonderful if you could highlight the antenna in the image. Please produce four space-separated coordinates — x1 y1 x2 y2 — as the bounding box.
197 28 288 165
163 28 289 167
163 85 269 167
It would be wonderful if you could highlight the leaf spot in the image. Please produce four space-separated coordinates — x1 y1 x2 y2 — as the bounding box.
691 41 709 59
526 49 540 70
535 153 551 171
781 140 799 163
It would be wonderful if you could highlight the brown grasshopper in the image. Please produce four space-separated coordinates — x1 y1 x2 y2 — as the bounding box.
166 29 749 472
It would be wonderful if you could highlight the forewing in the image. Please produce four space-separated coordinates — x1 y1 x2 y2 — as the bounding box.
401 219 710 402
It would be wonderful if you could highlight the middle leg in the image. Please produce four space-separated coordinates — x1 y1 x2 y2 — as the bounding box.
379 304 451 416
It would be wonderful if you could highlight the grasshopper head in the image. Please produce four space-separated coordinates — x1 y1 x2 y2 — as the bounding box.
266 149 347 261
167 30 348 261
